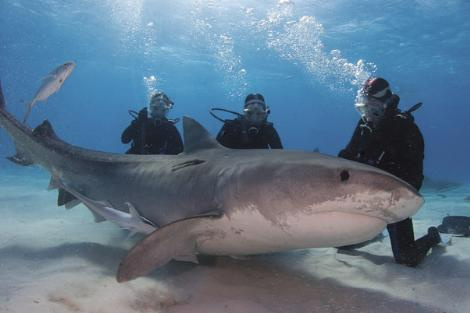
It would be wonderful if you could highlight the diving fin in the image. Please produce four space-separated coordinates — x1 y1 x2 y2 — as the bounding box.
437 216 470 237
117 216 214 282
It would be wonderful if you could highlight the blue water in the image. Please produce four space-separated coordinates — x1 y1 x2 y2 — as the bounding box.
1 0 469 181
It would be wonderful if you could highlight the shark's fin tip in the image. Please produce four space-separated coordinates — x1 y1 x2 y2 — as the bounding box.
183 116 221 154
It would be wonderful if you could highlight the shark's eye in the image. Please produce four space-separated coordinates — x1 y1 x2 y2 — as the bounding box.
340 170 350 182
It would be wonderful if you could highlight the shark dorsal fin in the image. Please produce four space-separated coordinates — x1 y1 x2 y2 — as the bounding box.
32 120 60 140
183 116 222 153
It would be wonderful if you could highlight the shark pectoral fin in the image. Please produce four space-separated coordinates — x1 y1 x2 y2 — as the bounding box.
117 216 210 282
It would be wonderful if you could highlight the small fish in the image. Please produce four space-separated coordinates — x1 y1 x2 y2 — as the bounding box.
23 61 76 123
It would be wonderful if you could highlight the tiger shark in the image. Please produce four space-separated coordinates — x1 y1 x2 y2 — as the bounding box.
0 81 424 282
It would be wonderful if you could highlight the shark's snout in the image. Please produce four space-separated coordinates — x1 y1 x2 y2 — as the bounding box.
387 181 424 222
350 168 424 224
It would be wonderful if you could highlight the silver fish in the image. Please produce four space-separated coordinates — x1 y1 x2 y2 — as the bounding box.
23 61 76 123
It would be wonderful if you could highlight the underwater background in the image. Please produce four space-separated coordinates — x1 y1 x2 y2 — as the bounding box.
1 1 470 313
1 0 469 182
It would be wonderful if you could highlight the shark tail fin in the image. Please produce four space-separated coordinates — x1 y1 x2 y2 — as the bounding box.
0 80 5 110
0 81 35 166
117 216 212 282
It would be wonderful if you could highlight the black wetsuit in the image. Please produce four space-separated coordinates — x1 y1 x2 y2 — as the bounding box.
121 108 183 155
216 118 283 149
339 109 439 266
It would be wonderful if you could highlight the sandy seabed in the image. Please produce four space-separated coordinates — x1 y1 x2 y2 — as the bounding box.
0 164 469 313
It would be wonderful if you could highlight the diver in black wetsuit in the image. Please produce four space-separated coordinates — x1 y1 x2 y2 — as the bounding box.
215 93 283 149
121 92 183 155
338 77 441 267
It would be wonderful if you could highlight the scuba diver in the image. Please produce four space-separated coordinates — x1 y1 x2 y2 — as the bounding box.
338 77 441 267
121 92 183 155
213 93 283 149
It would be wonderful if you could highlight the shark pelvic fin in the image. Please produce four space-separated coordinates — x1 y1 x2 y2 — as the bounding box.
64 199 81 209
58 188 78 207
182 116 222 153
117 215 215 282
6 149 34 166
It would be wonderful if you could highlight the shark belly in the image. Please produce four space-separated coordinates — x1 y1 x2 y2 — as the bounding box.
194 209 387 255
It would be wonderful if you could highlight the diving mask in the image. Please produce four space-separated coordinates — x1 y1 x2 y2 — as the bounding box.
243 100 269 124
354 93 387 126
148 95 173 119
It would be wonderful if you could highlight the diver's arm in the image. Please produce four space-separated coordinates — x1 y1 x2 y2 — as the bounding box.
216 122 237 148
268 127 283 149
121 120 139 144
396 122 425 190
166 124 184 155
338 120 363 160
122 108 146 144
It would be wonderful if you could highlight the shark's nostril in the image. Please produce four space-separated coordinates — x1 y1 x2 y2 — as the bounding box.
340 170 350 182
